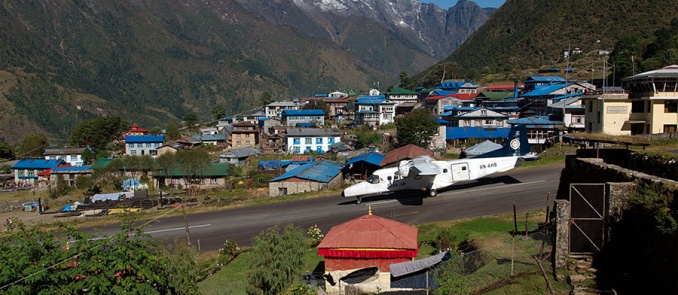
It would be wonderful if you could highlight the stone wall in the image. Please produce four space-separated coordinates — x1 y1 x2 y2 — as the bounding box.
268 174 343 197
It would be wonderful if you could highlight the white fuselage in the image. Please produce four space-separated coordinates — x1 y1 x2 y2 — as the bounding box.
342 156 523 198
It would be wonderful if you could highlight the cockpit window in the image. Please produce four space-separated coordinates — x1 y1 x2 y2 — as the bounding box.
367 174 380 184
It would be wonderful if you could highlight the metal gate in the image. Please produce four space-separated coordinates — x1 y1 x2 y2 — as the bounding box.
569 183 606 255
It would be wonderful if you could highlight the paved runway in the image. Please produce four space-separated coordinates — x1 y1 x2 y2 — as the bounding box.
88 163 564 251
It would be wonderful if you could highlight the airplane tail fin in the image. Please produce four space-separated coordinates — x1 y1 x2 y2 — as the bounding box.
474 125 533 158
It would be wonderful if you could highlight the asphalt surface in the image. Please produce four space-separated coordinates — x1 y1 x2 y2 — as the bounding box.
87 164 564 251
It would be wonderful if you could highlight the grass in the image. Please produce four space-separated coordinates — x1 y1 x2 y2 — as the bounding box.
198 247 322 295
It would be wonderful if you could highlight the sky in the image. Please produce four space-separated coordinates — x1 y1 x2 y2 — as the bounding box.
421 0 506 9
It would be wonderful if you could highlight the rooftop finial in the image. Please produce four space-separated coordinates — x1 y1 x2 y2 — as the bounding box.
368 205 372 215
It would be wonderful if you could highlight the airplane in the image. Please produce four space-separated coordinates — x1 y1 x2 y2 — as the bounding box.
341 125 537 204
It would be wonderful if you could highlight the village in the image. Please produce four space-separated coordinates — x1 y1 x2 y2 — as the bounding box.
3 63 678 209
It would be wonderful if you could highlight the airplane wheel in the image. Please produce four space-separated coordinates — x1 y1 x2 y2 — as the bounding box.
356 197 362 204
428 189 438 197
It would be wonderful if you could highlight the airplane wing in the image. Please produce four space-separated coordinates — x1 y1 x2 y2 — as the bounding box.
409 156 441 176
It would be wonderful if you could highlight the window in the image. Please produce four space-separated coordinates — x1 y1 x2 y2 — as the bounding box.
155 143 161 147
316 138 323 144
293 138 300 145
150 150 158 156
136 143 143 148
664 125 677 133
664 101 677 113
131 150 137 155
367 174 380 184
305 146 312 153
631 100 645 113
305 138 312 144
146 143 151 147
128 143 134 148
293 147 300 153
316 146 323 153
328 137 335 144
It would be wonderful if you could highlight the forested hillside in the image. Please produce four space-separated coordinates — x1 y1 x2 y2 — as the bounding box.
415 0 678 85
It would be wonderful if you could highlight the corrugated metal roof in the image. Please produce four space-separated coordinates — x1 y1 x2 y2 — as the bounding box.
12 159 66 170
52 166 93 173
317 214 417 250
355 96 387 105
345 152 385 167
507 116 563 126
270 160 342 183
446 127 510 140
524 76 566 83
623 64 678 80
219 147 261 159
153 162 230 177
522 83 571 97
281 109 325 116
125 135 165 143
200 134 226 141
387 87 418 95
92 158 113 169
380 144 433 167
43 148 86 155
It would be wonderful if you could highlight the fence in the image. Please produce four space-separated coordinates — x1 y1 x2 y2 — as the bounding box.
385 227 554 294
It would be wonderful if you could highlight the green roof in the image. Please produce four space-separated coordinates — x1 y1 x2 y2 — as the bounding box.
387 87 418 95
154 162 230 177
92 158 114 169
478 91 514 101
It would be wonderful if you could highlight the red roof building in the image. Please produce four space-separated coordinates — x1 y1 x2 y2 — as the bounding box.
317 210 418 273
379 144 433 167
122 124 149 139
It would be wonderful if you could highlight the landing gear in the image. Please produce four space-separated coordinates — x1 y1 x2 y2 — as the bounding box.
356 197 362 204
428 189 438 197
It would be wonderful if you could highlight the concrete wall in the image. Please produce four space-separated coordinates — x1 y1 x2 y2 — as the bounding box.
268 174 343 197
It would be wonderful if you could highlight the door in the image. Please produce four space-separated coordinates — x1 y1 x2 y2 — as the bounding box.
450 163 469 182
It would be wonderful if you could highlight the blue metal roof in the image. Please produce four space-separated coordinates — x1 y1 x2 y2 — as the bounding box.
439 111 454 117
430 90 457 96
547 92 585 102
281 109 326 116
446 127 510 140
524 76 566 83
507 116 563 127
296 122 315 127
355 96 387 104
125 135 165 143
522 83 571 97
270 160 342 183
345 152 385 167
52 166 93 173
12 159 66 170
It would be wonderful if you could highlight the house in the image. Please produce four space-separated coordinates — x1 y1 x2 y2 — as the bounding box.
448 107 509 128
317 210 418 293
174 136 203 148
386 87 419 105
265 101 301 119
285 128 341 154
11 159 66 186
230 122 259 149
343 152 384 180
268 160 343 197
48 165 93 187
583 65 678 135
43 147 87 167
219 147 261 167
152 162 231 189
199 134 227 146
353 95 396 127
156 144 179 156
281 109 325 127
520 80 593 117
241 111 267 124
507 116 563 147
548 97 585 132
200 127 219 135
379 144 433 167
483 82 524 93
124 135 164 157
122 124 148 139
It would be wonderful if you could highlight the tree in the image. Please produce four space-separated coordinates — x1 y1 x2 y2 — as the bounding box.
175 148 211 186
246 224 307 295
183 113 198 132
155 152 176 190
166 122 181 141
0 140 14 159
69 116 129 152
16 133 49 158
354 125 381 149
260 91 274 106
395 109 438 148
0 217 195 294
149 127 164 135
212 104 227 120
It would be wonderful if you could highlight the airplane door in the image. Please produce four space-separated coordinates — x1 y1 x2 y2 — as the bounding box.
451 163 470 181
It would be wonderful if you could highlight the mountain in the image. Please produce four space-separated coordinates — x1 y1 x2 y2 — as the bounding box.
417 0 678 84
0 0 493 145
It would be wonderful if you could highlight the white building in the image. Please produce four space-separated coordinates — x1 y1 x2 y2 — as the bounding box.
265 101 300 119
353 95 396 127
285 128 341 154
43 148 87 167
